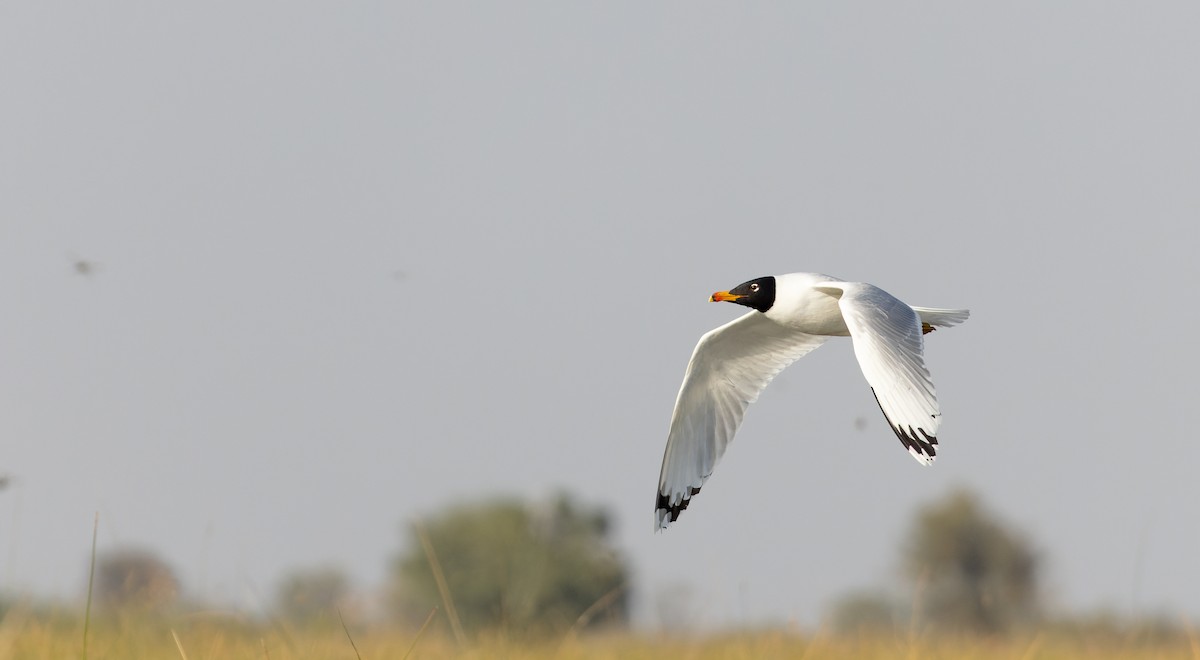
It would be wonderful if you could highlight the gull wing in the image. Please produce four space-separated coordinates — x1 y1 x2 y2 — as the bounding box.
816 282 942 464
656 312 827 530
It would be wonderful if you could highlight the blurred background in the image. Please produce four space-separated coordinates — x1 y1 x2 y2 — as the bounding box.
2 1 1198 637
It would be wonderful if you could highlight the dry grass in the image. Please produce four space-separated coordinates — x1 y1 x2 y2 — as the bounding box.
2 611 1199 660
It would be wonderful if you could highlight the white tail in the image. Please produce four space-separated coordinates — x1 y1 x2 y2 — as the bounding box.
912 306 970 331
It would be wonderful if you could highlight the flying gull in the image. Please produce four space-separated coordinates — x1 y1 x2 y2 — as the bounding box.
655 273 969 530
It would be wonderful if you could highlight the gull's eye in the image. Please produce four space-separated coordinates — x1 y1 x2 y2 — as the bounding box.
750 283 760 292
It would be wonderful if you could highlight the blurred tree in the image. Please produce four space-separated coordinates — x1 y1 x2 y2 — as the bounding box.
390 493 628 635
828 590 901 635
903 488 1040 634
276 566 350 626
94 548 180 611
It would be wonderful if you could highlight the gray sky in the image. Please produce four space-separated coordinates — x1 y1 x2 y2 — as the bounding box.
3 3 1199 627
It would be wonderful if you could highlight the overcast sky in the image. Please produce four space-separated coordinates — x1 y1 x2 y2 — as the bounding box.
3 3 1198 628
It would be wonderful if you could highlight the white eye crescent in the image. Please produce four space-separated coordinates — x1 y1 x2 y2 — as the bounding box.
750 283 760 292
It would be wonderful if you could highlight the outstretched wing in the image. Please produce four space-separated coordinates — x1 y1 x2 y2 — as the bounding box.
817 282 942 464
656 312 826 530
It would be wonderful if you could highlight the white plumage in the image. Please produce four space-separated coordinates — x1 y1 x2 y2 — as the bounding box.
655 273 969 531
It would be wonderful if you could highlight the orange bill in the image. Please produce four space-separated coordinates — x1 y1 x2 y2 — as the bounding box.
709 290 743 302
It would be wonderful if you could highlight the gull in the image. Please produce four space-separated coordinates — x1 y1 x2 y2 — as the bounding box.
655 273 969 530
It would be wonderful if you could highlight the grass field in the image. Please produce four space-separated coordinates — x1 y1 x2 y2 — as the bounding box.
3 610 1199 660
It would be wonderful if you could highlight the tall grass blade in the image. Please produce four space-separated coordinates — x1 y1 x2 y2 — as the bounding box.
1018 632 1044 660
906 567 930 660
171 629 190 660
337 607 363 660
402 606 439 660
561 583 625 647
1182 615 1200 660
82 512 99 660
414 520 467 647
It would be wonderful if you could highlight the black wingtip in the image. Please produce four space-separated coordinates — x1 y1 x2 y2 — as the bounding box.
870 388 938 459
656 486 702 529
904 426 938 458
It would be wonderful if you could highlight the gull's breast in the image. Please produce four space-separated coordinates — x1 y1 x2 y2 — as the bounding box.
772 287 852 337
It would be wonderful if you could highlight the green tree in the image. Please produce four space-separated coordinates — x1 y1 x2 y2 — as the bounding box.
94 548 180 611
391 493 628 635
828 590 901 635
904 488 1040 634
276 566 350 626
